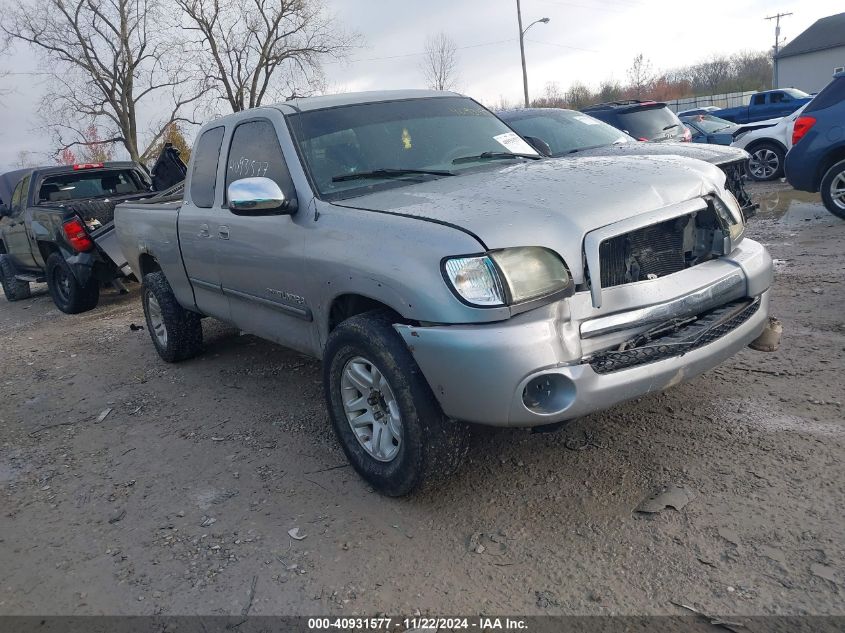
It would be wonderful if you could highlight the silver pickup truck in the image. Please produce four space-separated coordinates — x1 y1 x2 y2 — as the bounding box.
115 90 774 496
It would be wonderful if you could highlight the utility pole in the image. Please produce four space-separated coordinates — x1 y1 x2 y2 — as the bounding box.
766 12 792 89
516 0 549 108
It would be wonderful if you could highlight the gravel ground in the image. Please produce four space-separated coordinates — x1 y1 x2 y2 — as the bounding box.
0 182 843 617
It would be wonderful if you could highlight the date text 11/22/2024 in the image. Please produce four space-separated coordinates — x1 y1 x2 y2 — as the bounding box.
307 616 529 630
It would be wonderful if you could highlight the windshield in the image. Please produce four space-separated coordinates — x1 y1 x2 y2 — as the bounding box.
617 106 683 140
287 96 538 200
38 169 145 202
783 88 810 99
504 110 630 156
682 114 735 133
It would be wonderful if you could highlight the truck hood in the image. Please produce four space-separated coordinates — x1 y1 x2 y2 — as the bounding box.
567 141 749 165
333 155 726 284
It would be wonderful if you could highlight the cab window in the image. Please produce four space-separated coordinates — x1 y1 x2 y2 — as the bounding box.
10 175 30 216
224 119 294 202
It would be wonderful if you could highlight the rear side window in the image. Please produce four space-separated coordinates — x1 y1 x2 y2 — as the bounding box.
617 107 681 139
225 119 294 200
10 175 30 216
190 126 225 208
804 77 845 114
751 94 766 106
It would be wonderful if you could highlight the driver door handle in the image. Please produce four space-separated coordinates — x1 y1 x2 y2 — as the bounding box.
218 225 230 240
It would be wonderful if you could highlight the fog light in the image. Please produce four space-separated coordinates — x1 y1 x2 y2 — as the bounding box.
522 373 576 414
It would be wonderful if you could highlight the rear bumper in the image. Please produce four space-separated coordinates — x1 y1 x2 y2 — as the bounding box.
395 239 772 427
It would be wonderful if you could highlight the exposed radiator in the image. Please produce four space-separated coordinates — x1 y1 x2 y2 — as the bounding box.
599 215 689 288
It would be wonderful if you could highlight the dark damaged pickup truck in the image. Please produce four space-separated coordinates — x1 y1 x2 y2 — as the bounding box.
0 150 184 313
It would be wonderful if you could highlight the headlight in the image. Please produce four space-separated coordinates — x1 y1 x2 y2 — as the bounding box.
711 193 745 243
443 247 571 307
443 256 505 306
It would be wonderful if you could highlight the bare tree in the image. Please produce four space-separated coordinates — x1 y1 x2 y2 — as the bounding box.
421 32 458 91
565 82 594 109
690 54 732 94
597 79 623 103
178 0 356 112
1 0 206 163
627 53 654 99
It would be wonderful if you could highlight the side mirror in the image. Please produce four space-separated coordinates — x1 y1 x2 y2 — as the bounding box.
523 136 552 157
227 177 297 216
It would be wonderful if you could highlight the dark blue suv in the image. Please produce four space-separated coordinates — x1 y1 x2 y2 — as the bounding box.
785 71 845 219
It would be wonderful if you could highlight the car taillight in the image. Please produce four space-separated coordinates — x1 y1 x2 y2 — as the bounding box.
792 116 816 145
72 163 104 170
681 127 692 142
63 218 94 252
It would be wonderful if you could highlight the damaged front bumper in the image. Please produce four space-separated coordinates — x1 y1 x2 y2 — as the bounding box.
395 238 773 427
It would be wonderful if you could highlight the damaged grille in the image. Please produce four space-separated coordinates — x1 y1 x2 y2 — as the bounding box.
589 298 760 374
720 160 755 216
599 215 689 288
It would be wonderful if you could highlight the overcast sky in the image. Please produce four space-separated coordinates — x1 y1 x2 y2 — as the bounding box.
0 0 842 170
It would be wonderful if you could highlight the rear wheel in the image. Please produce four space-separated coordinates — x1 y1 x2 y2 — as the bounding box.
323 310 470 496
820 159 845 220
46 253 99 313
142 271 203 362
0 254 31 301
746 142 785 181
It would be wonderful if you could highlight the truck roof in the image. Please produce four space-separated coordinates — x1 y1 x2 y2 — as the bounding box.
274 89 461 113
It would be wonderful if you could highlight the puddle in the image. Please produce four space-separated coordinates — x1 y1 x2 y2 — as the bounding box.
754 189 832 226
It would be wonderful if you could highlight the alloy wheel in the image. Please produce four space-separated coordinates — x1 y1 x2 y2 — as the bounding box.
340 356 402 462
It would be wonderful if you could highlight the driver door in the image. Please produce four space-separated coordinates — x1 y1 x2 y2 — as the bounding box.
4 175 39 270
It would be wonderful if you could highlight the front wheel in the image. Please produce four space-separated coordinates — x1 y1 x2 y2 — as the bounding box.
0 254 31 302
745 142 785 181
820 159 845 220
323 310 470 496
46 253 99 314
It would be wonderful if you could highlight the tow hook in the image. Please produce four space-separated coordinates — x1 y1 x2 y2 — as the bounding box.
748 316 782 352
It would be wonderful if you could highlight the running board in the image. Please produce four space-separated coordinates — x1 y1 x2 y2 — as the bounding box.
15 274 45 283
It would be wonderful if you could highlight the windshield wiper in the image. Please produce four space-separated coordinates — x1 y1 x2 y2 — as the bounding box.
663 123 681 131
332 168 454 182
566 144 608 154
451 151 542 165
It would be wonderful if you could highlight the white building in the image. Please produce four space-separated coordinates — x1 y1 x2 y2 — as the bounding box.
776 12 845 94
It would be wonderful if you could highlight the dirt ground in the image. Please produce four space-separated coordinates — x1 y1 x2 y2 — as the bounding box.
1 181 843 618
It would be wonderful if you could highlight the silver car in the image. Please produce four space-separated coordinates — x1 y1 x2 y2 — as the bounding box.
115 90 774 495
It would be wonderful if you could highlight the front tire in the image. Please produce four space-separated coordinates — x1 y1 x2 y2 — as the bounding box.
0 254 31 301
820 159 845 220
142 271 203 362
46 252 99 313
745 142 785 181
323 310 470 496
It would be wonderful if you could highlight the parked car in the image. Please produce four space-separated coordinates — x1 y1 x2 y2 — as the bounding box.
714 89 812 124
785 71 845 218
731 105 807 181
116 90 774 495
580 100 692 142
0 150 184 313
677 106 721 117
497 107 756 216
681 114 744 145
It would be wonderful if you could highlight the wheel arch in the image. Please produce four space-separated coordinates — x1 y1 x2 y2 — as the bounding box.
138 253 162 278
745 138 787 155
327 293 404 334
815 144 845 191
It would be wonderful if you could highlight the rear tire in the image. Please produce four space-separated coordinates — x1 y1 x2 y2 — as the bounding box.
142 271 203 362
323 310 470 496
745 142 785 181
46 252 99 313
820 159 845 220
0 254 31 301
